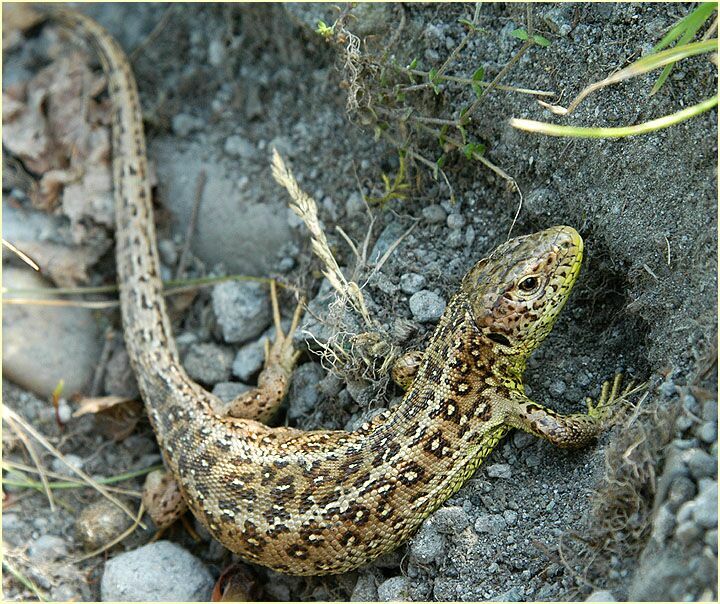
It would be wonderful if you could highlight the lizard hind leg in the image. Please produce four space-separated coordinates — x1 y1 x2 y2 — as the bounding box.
221 281 304 423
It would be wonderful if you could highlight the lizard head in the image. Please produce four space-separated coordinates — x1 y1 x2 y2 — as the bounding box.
461 225 583 360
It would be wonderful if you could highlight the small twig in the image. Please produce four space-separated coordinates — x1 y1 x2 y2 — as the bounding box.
435 3 482 78
4 415 55 512
2 405 144 527
175 169 206 279
3 559 49 601
369 220 419 278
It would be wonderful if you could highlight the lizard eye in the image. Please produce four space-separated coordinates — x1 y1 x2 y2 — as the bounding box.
518 276 540 293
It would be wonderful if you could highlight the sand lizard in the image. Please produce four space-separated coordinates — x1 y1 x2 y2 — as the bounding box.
51 8 627 575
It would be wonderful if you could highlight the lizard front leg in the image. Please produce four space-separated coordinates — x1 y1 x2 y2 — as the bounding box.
503 374 636 448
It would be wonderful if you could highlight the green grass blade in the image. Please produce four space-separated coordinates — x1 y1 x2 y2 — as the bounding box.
653 3 716 52
510 94 717 138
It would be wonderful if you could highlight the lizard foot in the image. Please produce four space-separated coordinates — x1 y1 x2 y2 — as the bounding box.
222 281 304 423
143 469 187 530
586 373 642 423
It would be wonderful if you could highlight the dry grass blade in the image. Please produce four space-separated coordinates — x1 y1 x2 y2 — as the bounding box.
271 148 373 326
2 405 145 527
2 558 49 602
2 238 40 271
4 414 55 511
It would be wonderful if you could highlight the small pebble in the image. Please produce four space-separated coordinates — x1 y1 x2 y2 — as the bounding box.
692 481 718 529
377 576 409 602
684 448 716 480
586 590 616 601
702 399 717 422
232 338 266 381
409 290 446 323
422 204 447 224
446 213 466 229
487 463 513 479
409 522 445 565
432 506 469 534
697 421 717 444
503 510 518 525
28 535 68 563
399 273 426 295
675 520 701 546
704 528 718 553
51 454 84 475
76 499 134 551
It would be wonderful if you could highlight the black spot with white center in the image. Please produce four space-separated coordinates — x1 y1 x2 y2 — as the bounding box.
398 461 426 486
423 430 451 458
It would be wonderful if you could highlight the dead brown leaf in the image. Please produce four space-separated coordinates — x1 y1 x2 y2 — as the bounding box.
74 396 143 442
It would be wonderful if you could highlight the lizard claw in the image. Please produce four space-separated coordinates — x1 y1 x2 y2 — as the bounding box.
586 373 643 423
265 280 304 374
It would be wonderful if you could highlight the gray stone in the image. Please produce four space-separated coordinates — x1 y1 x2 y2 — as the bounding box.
409 290 446 323
2 513 21 531
676 500 696 524
152 140 291 277
487 463 513 479
586 590 616 601
692 481 718 529
224 134 255 159
104 346 139 399
212 381 252 403
704 528 718 553
409 522 445 564
101 541 213 601
288 363 325 420
212 281 271 344
28 535 68 563
51 454 84 475
697 421 717 444
650 503 675 543
684 449 717 480
667 475 697 511
549 380 567 397
399 272 426 295
702 399 717 422
371 222 406 263
232 338 266 381
503 510 519 525
422 204 447 224
377 576 409 602
433 506 469 534
3 267 102 398
447 213 466 229
183 342 234 385
676 520 701 546
350 573 378 602
496 586 524 601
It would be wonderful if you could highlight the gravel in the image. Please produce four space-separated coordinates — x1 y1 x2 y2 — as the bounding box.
377 576 410 602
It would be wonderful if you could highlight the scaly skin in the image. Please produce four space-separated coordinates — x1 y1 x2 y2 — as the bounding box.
52 9 620 575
